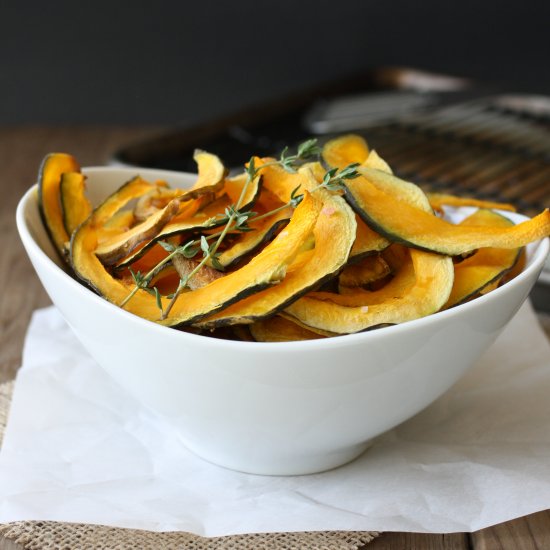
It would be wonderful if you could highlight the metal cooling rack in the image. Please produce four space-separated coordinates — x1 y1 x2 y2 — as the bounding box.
359 96 550 218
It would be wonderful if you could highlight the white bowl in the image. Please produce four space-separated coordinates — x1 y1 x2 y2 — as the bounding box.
16 167 549 475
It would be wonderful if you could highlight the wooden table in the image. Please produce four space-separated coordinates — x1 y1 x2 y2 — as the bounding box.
0 127 549 549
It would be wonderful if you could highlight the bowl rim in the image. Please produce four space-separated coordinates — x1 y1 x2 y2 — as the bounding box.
16 165 550 352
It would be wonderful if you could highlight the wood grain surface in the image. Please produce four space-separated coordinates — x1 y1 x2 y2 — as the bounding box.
0 127 548 550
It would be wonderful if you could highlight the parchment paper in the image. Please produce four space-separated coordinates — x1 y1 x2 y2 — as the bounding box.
0 302 549 535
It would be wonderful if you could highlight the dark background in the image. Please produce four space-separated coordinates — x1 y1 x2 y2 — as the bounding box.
1 1 549 126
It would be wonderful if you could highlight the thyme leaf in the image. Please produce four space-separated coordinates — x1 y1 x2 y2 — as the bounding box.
120 137 359 319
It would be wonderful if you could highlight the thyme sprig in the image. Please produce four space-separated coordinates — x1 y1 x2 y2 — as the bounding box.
321 163 361 191
214 205 257 232
160 158 259 319
277 139 321 173
118 138 360 318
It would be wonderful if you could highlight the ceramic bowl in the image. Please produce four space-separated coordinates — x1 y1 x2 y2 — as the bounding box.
16 166 549 475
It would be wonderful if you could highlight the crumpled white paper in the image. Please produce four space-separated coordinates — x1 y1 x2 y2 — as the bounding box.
0 302 550 535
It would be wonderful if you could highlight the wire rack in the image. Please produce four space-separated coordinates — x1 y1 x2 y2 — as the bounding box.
362 98 550 217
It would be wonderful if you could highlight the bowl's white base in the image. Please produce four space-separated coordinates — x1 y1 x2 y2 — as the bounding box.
183 440 374 476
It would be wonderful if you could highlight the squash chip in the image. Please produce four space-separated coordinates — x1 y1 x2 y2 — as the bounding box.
38 152 81 258
344 172 550 255
35 135 549 341
59 171 92 237
249 315 324 342
322 134 369 168
197 169 356 328
444 209 522 308
285 248 454 334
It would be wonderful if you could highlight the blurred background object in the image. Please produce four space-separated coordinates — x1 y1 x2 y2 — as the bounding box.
1 0 550 125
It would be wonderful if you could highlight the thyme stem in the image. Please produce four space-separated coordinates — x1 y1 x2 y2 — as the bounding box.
118 249 180 308
119 138 360 318
160 162 257 320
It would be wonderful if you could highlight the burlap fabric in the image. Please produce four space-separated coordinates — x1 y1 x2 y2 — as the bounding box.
0 381 379 549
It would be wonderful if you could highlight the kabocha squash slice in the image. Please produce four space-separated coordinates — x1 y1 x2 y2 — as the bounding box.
260 159 389 260
155 171 262 240
230 325 255 342
362 149 393 174
478 279 502 295
445 265 514 307
134 188 193 222
120 263 180 297
157 191 321 326
249 315 324 342
197 169 357 329
349 215 390 260
338 254 391 288
93 176 156 223
476 245 525 294
342 162 433 259
222 170 263 211
38 152 81 258
172 254 224 290
101 210 134 233
114 194 234 269
168 198 205 224
102 173 226 267
116 242 170 276
427 192 516 214
278 312 338 337
311 245 417 307
349 160 420 258
71 176 159 294
322 134 369 168
60 172 92 236
344 172 550 255
330 152 394 260
95 198 181 265
134 187 172 222
203 187 291 269
500 248 526 285
444 209 522 308
357 166 433 212
259 161 304 203
186 149 227 197
42 135 549 341
323 136 391 174
322 136 393 174
210 213 291 270
285 248 454 334
96 210 135 248
131 151 225 222
148 264 179 294
73 189 321 326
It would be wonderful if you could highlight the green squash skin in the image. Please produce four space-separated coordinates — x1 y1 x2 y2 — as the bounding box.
115 176 264 270
448 254 520 308
218 218 290 270
70 176 156 293
444 209 523 308
38 153 81 263
196 188 357 330
196 263 352 329
343 186 443 255
60 172 91 237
